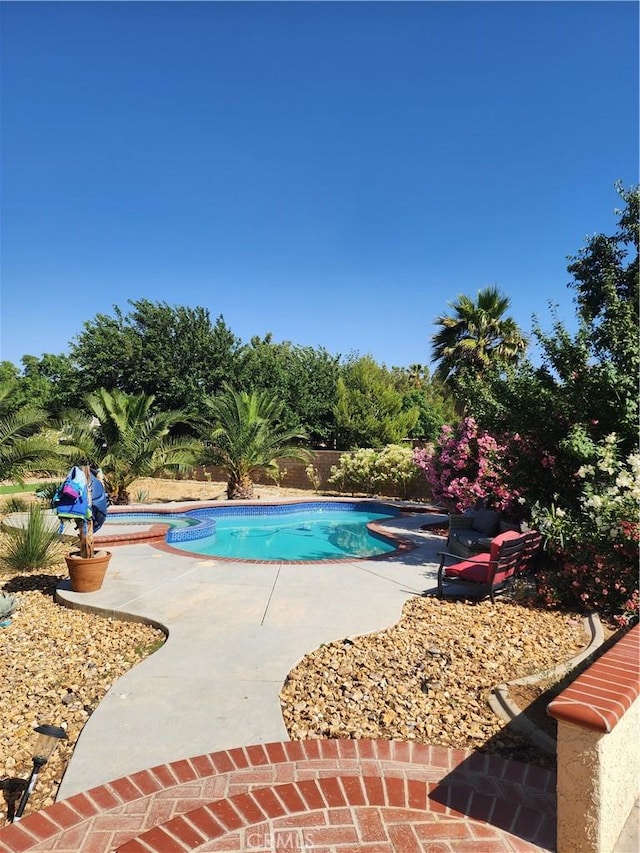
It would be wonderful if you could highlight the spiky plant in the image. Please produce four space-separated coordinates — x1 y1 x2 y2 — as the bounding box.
3 503 64 571
60 388 202 504
1 496 29 515
0 592 17 619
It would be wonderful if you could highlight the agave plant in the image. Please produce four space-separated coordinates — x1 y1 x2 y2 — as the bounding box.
0 592 17 621
3 503 64 571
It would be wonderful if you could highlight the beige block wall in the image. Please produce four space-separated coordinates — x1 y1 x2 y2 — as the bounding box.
556 696 640 853
191 450 435 501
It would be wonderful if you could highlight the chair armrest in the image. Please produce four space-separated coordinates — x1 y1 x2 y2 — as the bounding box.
437 551 491 564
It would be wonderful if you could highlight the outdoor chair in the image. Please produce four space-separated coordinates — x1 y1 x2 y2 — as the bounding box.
446 507 524 558
437 529 530 603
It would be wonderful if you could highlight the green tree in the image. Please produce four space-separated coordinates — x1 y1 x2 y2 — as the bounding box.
20 353 83 416
0 386 63 482
431 286 528 392
70 300 243 414
391 365 458 441
198 385 311 500
237 336 340 445
334 356 419 449
62 388 201 503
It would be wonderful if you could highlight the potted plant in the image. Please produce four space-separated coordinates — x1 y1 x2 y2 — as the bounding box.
53 465 111 592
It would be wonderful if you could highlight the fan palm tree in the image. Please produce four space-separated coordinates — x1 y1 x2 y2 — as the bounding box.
0 383 64 482
199 385 311 500
431 286 528 387
61 388 201 504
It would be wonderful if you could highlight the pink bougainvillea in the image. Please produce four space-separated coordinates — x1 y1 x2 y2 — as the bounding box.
413 417 522 516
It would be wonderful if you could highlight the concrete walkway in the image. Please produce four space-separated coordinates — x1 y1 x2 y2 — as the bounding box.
55 511 445 800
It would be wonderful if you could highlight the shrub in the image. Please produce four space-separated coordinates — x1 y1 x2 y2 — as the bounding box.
329 445 420 499
1 495 30 514
530 435 640 626
3 503 64 571
369 444 421 499
329 448 376 495
305 465 322 493
34 481 62 503
413 417 522 516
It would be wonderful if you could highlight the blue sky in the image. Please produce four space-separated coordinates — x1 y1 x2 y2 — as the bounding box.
1 1 638 371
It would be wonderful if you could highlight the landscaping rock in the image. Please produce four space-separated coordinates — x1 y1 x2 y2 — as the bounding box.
281 596 588 767
0 546 164 824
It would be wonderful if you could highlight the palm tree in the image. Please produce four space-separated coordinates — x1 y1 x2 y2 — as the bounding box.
0 382 63 482
431 286 528 387
199 385 311 500
61 388 201 504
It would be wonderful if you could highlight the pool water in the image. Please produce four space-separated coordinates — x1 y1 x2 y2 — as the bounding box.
106 503 400 561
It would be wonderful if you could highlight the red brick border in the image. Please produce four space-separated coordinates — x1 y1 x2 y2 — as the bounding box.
548 624 640 732
0 740 555 853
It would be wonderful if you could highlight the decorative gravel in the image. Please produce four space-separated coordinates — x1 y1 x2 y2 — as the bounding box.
280 596 588 768
0 544 165 824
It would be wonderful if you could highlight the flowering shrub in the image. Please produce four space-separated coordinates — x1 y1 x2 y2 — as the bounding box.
329 445 419 498
413 417 522 515
329 448 377 495
369 444 421 499
531 434 640 626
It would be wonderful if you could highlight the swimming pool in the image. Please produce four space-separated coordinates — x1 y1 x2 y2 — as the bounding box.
104 501 402 561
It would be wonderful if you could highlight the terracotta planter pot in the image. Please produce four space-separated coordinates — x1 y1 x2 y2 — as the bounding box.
65 550 112 593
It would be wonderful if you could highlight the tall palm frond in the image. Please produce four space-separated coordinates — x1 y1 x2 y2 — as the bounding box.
61 388 201 503
0 407 63 482
200 385 311 499
432 286 528 387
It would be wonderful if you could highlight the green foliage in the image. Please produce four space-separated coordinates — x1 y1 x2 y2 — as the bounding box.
391 365 458 441
329 444 419 499
199 385 312 499
0 391 64 483
431 286 528 392
3 503 64 571
334 356 419 449
452 185 640 624
305 464 322 493
237 338 340 445
61 388 201 503
329 448 377 494
530 435 639 625
19 353 83 416
34 481 63 503
369 444 421 499
70 300 243 414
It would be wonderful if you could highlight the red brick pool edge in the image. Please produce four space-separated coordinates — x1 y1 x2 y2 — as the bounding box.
0 739 556 853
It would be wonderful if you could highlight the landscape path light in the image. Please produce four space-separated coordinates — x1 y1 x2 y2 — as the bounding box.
12 724 67 822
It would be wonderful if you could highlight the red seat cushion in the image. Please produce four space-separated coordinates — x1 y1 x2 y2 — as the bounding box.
444 560 491 583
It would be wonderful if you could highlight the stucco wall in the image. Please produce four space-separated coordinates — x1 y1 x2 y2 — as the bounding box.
555 687 640 853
